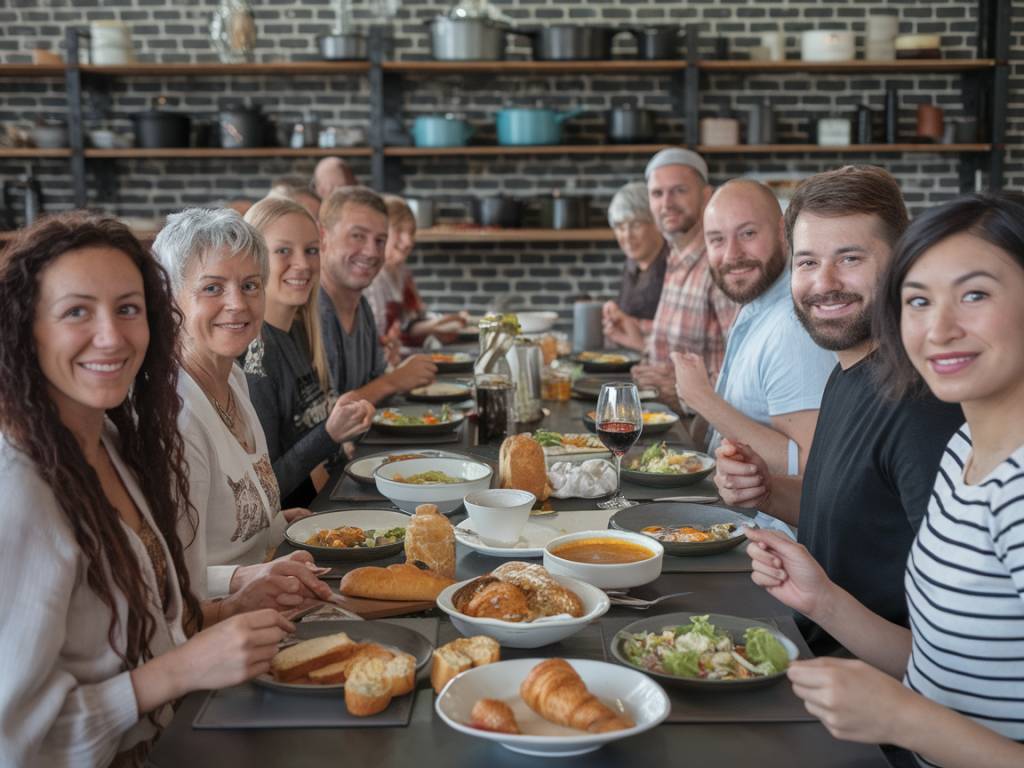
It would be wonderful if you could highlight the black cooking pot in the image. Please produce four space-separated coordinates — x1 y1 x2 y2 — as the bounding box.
219 102 265 149
471 196 523 228
633 26 681 59
606 106 657 143
520 25 635 61
133 108 191 149
537 195 588 230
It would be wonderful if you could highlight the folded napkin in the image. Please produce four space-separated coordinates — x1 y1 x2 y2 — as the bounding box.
548 459 617 499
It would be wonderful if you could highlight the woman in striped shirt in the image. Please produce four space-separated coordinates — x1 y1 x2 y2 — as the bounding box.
744 191 1024 768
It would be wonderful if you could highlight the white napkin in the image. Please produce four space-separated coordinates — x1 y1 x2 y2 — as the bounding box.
548 459 617 499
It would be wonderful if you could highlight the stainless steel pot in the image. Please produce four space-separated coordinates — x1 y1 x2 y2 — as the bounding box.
537 195 588 229
522 25 635 61
633 26 681 59
430 17 508 60
406 198 435 229
219 102 264 148
319 33 367 60
606 106 657 143
471 196 522 228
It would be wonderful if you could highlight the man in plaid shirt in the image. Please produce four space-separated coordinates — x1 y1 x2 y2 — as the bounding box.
605 148 739 409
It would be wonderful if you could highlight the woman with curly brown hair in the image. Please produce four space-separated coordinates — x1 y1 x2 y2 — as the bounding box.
0 214 293 767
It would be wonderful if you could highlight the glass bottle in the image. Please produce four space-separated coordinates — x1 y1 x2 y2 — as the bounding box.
210 0 257 64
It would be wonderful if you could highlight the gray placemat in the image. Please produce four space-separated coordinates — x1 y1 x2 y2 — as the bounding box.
330 474 388 502
660 545 753 574
603 614 816 724
192 618 439 730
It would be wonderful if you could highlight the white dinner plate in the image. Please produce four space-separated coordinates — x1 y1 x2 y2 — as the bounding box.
435 658 670 756
455 509 615 557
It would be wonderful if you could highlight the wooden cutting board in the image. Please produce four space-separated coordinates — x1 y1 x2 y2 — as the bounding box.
329 593 436 619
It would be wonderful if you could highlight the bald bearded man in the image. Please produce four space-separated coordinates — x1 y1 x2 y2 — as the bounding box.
313 157 358 200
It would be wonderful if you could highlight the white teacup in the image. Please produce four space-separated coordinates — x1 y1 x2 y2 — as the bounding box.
463 489 535 545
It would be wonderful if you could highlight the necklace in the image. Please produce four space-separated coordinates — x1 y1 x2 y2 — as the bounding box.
210 387 235 430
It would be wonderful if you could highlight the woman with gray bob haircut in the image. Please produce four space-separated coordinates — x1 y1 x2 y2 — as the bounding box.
154 208 333 621
603 180 668 326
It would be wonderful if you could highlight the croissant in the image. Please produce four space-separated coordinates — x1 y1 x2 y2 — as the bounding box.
519 659 634 734
469 699 520 734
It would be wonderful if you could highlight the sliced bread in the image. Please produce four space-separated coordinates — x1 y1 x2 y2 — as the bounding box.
270 632 360 683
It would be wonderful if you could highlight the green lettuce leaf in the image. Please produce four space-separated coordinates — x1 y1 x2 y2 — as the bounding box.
662 649 701 678
676 614 719 641
744 628 790 674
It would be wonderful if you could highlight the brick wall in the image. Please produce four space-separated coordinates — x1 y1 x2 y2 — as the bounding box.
1 0 1021 321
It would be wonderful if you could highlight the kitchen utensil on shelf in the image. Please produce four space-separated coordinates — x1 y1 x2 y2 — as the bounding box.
412 115 474 148
319 0 367 60
210 0 257 63
520 25 636 61
632 26 680 60
537 194 588 229
286 119 320 148
817 117 852 146
700 117 740 146
3 173 43 228
406 198 435 229
30 119 68 149
800 30 855 62
954 116 978 143
884 86 899 143
470 196 522 228
916 104 944 142
90 20 134 65
895 34 941 59
606 105 656 144
430 16 509 61
572 300 604 352
133 98 191 149
746 100 775 145
855 104 875 144
219 101 266 148
507 336 544 423
760 30 784 61
495 107 583 146
866 13 898 60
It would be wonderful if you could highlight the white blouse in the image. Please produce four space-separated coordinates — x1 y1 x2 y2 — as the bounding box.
178 364 286 598
0 425 187 767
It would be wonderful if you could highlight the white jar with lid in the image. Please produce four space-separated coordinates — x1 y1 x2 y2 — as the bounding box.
90 21 134 65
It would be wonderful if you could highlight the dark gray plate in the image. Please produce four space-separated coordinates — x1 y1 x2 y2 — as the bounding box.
620 446 715 487
610 612 798 690
428 351 475 374
572 349 642 373
582 402 680 436
405 382 473 404
253 619 434 694
609 502 751 556
284 508 411 562
372 405 465 436
344 449 476 486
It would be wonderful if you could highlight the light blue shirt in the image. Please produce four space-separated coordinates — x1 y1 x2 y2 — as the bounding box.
706 269 836 475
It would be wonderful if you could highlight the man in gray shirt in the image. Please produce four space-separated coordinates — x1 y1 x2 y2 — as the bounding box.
318 186 436 401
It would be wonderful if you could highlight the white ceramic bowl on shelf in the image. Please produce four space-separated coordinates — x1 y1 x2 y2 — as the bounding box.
543 529 664 590
374 456 492 515
515 311 559 333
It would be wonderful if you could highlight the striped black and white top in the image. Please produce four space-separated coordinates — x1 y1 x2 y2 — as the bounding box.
904 426 1024 767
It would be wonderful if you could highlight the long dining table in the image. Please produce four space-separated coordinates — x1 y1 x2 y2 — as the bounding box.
147 384 890 768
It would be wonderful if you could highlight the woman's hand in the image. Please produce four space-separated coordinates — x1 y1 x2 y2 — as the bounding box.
226 551 333 614
788 658 912 745
282 507 311 523
325 395 375 443
715 439 770 508
745 527 835 621
180 609 294 690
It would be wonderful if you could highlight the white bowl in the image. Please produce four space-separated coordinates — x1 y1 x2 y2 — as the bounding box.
515 311 559 333
435 658 670 757
374 456 492 515
543 529 663 590
463 488 535 545
436 573 609 649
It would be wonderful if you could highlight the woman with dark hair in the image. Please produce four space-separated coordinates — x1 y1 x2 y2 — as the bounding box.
0 214 293 766
742 191 1024 768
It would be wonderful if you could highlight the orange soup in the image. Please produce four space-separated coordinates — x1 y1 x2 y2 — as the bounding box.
550 538 654 564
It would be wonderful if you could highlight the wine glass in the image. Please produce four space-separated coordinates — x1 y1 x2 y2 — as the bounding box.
595 382 643 509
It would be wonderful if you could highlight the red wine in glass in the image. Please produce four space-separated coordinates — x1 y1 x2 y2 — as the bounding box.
597 420 641 456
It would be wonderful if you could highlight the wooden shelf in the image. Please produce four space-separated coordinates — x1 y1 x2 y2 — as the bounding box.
382 60 686 74
417 227 615 243
84 147 372 159
700 58 997 74
0 147 71 157
80 61 370 77
697 143 993 154
0 64 66 77
386 144 672 157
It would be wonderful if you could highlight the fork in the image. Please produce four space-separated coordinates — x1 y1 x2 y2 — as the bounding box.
605 590 693 609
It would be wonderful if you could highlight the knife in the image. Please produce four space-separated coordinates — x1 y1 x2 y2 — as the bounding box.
651 495 719 503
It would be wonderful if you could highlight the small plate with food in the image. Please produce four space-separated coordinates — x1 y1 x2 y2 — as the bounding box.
611 612 798 690
374 456 493 515
405 381 473 404
571 350 642 373
372 404 465 437
285 508 410 561
620 442 715 487
428 351 475 374
435 657 669 757
344 449 476 487
609 502 752 556
531 429 610 460
256 620 433 699
582 404 679 436
572 375 657 401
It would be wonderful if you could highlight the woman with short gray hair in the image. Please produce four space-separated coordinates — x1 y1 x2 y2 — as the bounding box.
603 180 668 325
153 207 332 616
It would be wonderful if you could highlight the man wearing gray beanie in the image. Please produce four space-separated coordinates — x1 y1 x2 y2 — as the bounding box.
605 147 738 409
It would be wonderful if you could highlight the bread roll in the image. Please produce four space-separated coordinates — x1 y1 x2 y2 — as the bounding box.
430 635 500 693
470 699 520 734
464 582 530 622
344 658 393 717
404 503 456 578
339 562 454 602
499 435 551 501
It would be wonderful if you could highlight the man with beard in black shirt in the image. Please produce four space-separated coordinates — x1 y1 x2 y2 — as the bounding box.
713 166 964 655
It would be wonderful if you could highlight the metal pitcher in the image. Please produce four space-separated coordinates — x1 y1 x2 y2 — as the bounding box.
507 337 544 423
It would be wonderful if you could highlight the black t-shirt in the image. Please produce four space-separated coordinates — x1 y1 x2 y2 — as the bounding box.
797 353 964 654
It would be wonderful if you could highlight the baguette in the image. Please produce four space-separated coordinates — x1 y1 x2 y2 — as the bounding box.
430 635 500 693
269 632 360 683
344 658 393 717
339 562 455 602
